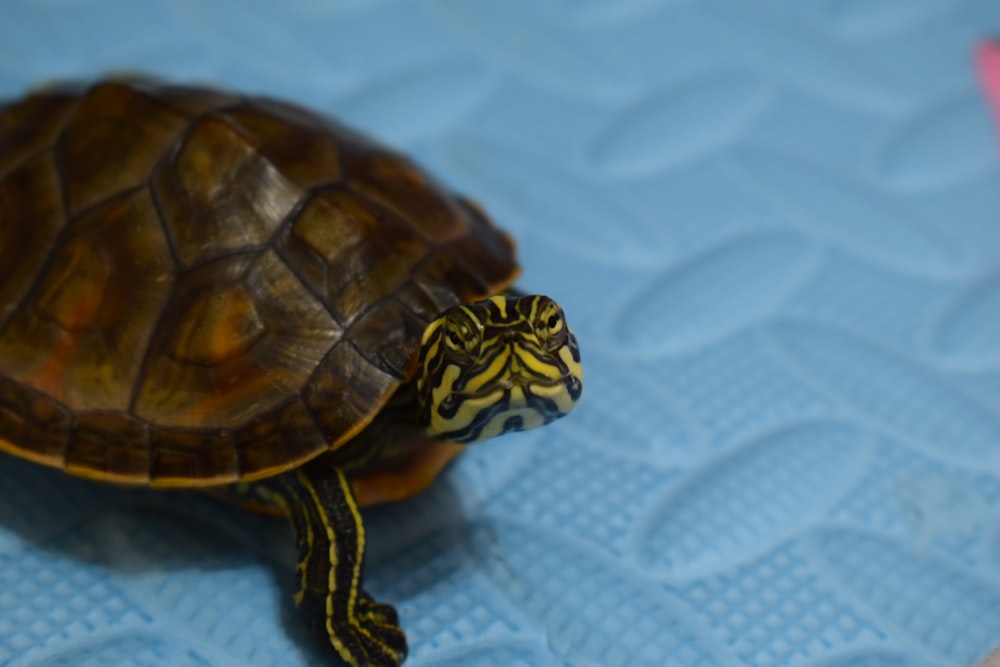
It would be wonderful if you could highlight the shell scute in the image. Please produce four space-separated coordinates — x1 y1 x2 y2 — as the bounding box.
303 341 399 447
134 250 340 431
153 82 241 116
347 297 430 379
0 375 71 466
234 398 327 480
0 86 79 176
344 143 466 243
149 427 238 485
278 188 430 326
0 153 66 328
65 411 150 482
62 81 189 215
0 188 174 412
152 113 302 267
220 105 344 191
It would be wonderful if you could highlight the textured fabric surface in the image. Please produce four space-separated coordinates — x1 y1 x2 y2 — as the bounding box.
2 2 1000 666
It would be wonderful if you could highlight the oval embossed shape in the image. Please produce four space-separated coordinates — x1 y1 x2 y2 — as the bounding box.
932 274 1000 368
614 231 818 356
877 93 995 189
771 321 1000 469
588 71 770 176
807 528 1000 664
439 136 663 266
733 148 966 277
338 58 497 144
472 520 736 667
636 421 869 576
825 0 952 36
704 5 897 109
554 353 695 462
429 0 631 95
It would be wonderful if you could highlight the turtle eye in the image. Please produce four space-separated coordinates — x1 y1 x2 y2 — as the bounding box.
533 298 567 351
441 311 482 356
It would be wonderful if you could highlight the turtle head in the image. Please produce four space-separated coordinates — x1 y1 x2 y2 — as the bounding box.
415 295 583 443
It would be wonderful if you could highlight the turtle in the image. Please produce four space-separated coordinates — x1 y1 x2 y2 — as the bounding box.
0 78 583 667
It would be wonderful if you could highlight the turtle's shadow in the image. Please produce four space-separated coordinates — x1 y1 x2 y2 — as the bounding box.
0 452 274 572
0 452 471 665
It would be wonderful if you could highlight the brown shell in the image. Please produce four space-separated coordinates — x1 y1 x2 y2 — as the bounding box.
0 78 518 487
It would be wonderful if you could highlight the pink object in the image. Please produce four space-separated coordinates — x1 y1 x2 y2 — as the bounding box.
976 41 1000 132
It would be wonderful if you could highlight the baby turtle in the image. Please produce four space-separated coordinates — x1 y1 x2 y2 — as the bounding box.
0 78 583 666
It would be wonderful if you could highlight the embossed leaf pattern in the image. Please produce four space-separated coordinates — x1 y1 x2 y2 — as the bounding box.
1 2 1000 667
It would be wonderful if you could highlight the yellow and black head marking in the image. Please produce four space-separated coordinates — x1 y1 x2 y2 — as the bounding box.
415 295 583 443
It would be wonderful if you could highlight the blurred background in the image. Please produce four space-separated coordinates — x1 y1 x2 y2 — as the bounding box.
2 1 1000 666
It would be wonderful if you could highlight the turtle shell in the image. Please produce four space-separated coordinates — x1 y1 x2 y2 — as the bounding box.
0 78 518 487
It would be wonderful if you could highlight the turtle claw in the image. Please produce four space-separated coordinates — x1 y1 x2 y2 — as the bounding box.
325 596 407 667
359 594 407 656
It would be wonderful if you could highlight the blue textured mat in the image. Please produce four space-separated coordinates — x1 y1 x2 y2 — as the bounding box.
2 2 1000 666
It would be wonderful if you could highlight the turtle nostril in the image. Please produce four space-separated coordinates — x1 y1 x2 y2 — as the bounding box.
500 331 522 344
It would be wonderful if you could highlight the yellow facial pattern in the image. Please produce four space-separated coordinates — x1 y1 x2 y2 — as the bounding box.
415 295 582 443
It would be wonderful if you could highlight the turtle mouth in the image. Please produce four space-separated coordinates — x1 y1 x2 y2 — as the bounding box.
438 372 582 443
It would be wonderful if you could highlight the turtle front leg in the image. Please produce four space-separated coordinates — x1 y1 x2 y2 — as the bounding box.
262 458 408 667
